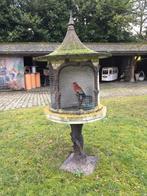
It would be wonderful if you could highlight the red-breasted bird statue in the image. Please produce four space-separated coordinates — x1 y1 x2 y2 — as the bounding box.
72 82 86 107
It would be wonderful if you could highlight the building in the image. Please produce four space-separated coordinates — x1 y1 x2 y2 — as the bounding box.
0 42 147 90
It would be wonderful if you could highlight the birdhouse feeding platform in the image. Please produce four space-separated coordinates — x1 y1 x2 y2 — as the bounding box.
36 13 110 175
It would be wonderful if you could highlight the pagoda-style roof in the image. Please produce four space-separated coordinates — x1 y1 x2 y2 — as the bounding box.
36 13 109 62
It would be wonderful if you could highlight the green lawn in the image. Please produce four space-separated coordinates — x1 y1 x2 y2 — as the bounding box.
0 96 147 196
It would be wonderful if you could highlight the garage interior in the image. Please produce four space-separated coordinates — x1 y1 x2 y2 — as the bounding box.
99 55 147 82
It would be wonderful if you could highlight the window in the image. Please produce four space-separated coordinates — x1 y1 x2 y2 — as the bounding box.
103 70 108 74
109 70 112 74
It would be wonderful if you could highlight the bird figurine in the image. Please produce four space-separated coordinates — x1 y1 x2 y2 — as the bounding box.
72 82 86 107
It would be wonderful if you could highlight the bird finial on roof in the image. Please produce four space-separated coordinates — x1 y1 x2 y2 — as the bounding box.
68 10 74 26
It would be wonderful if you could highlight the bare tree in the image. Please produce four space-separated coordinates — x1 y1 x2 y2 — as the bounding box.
131 0 147 38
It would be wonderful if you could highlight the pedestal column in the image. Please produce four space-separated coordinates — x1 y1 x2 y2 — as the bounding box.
70 124 85 156
60 124 98 175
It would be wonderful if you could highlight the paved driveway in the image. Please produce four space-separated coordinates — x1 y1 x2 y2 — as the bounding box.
0 82 147 111
100 81 147 97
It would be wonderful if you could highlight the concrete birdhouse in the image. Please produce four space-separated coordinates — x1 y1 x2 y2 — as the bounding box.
36 12 110 175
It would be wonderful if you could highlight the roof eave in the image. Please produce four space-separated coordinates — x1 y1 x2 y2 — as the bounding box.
35 52 111 62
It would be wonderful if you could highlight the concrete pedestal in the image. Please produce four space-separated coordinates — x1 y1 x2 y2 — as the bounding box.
59 124 98 175
60 153 98 175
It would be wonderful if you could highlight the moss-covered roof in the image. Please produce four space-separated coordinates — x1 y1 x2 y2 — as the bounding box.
36 14 109 62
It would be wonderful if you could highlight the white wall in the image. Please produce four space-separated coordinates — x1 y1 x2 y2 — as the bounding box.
59 65 95 109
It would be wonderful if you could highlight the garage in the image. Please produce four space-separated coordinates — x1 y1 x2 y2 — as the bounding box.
0 43 147 90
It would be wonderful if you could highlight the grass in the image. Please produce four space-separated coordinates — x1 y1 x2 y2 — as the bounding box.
0 96 147 196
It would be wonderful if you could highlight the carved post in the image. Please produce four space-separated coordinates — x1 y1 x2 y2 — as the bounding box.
70 124 85 157
60 124 97 174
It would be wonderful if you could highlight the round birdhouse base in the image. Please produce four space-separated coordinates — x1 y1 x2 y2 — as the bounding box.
60 153 98 175
44 105 106 124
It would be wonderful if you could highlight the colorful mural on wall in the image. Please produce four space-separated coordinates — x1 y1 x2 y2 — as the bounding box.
0 57 24 90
